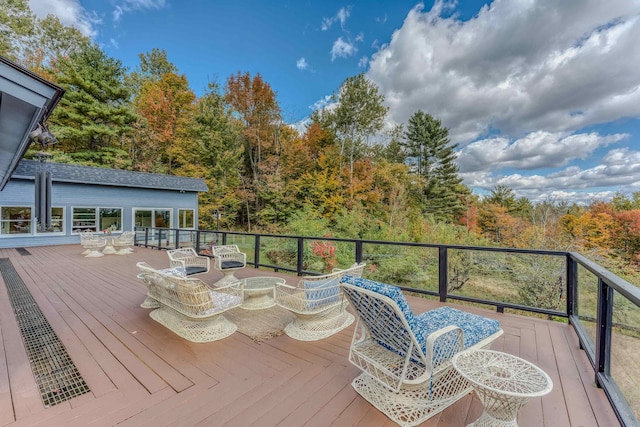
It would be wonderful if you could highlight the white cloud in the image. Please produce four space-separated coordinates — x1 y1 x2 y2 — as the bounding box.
331 37 357 61
358 56 369 68
322 6 351 31
336 7 350 28
310 95 333 112
361 0 640 203
457 131 628 173
367 0 640 143
461 147 640 203
296 57 309 70
28 0 100 37
113 0 167 22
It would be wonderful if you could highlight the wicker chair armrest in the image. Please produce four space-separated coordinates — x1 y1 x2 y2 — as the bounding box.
424 325 464 373
332 262 366 278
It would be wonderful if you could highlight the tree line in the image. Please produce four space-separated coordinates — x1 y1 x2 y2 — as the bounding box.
2 1 639 281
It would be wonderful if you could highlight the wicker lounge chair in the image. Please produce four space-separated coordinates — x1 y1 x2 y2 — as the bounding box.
211 245 246 286
167 247 210 276
275 263 365 341
339 276 503 427
136 261 242 342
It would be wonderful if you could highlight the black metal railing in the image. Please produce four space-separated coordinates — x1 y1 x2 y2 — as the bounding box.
134 226 640 426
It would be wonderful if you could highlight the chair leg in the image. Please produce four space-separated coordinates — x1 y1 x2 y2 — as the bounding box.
284 308 355 341
213 270 239 287
140 296 160 309
85 248 104 257
149 307 237 342
351 366 471 427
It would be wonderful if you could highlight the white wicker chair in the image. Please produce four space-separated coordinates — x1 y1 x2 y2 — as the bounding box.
339 276 504 427
112 231 135 255
167 247 210 276
137 262 187 309
82 235 106 257
211 245 246 286
275 263 365 341
136 262 242 342
80 231 98 255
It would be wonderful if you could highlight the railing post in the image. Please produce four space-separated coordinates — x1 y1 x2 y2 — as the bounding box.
254 235 261 269
355 240 363 264
221 232 227 245
567 254 577 317
144 227 149 247
195 230 201 252
175 229 180 250
297 237 304 276
438 247 448 303
595 278 613 385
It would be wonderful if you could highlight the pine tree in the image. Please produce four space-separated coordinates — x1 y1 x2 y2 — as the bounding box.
49 44 135 164
403 111 469 220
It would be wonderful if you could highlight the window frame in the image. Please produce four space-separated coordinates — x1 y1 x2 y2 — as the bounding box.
36 206 65 234
0 206 33 236
71 207 123 234
133 208 173 229
178 208 195 229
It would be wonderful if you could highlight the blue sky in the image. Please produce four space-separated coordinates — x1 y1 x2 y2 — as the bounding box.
28 0 640 204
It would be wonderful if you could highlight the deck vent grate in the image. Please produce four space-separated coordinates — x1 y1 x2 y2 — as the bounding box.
0 258 90 407
16 248 31 256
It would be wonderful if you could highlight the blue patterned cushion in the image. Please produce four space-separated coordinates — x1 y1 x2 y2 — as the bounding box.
160 267 186 277
414 306 501 351
341 276 501 360
341 276 417 329
304 276 341 308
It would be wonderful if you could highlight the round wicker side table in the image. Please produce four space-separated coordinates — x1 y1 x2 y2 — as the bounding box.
452 349 553 427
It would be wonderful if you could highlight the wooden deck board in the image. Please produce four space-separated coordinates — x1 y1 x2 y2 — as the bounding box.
0 244 622 426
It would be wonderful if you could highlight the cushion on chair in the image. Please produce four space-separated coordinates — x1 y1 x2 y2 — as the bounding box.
199 291 243 315
160 267 187 277
304 276 341 309
185 266 207 276
341 276 417 329
221 260 244 269
414 306 501 351
341 276 501 361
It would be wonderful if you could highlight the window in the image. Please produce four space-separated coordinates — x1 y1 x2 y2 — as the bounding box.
178 209 195 229
134 209 172 228
72 207 122 233
99 208 122 232
37 207 64 233
72 207 96 232
1 207 32 235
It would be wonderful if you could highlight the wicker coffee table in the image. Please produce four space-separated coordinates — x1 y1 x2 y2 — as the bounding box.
452 349 553 427
236 277 286 310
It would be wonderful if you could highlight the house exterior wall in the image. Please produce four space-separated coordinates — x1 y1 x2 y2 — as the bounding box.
0 178 200 248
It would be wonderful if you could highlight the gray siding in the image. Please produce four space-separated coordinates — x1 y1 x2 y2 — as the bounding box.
0 179 200 248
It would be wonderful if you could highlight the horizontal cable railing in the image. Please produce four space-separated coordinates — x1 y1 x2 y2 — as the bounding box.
134 226 640 426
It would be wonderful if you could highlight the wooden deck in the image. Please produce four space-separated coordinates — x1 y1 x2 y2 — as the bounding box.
0 244 620 427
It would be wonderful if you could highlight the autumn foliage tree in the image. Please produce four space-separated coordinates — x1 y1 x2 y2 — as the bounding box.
225 72 282 228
